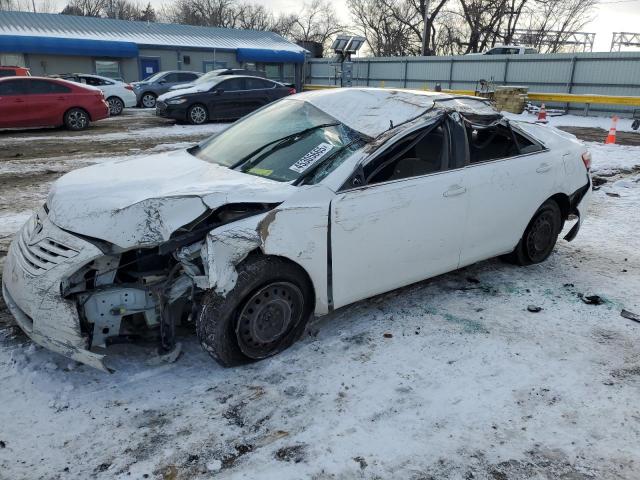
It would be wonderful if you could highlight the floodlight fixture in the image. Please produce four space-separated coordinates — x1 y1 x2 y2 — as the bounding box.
331 35 351 53
345 36 366 53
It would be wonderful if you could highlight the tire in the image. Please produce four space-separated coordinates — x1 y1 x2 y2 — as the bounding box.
64 108 90 131
187 104 208 125
197 255 313 367
632 119 640 131
504 200 562 266
107 96 124 116
141 92 157 108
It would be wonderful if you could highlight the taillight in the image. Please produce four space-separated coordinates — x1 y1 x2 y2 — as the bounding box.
581 151 592 171
125 84 133 91
288 87 296 95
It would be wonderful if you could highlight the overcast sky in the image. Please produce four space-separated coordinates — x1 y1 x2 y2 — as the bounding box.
189 0 640 53
43 0 640 53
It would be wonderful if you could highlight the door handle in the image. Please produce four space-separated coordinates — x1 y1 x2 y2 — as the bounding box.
443 185 467 197
536 163 552 173
14 98 25 103
56 96 66 101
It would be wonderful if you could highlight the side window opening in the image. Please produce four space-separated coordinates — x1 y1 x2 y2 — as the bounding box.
466 123 519 163
365 123 447 184
513 129 543 154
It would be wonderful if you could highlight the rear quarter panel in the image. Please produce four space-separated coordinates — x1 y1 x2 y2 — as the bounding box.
513 121 589 195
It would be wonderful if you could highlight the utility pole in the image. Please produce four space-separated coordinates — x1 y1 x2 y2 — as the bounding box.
421 0 431 56
31 0 36 13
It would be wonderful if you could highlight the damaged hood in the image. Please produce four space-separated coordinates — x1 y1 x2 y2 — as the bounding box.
47 149 295 249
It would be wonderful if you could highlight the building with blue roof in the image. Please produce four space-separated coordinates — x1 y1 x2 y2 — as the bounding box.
0 11 307 86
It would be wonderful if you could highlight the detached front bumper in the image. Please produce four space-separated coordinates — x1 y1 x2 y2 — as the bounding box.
564 174 592 242
1 209 110 372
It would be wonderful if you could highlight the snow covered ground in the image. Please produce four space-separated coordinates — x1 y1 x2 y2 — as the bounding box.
505 111 639 132
0 114 639 479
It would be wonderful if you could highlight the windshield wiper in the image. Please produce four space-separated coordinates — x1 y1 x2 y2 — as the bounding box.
230 123 339 171
292 138 361 186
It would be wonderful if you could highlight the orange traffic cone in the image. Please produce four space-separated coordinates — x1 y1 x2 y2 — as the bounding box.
605 116 618 144
536 104 548 124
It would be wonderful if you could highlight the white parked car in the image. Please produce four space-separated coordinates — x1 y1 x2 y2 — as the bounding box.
467 45 538 55
57 73 137 115
2 88 591 372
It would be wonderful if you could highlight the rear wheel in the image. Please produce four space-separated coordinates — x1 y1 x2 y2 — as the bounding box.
141 92 157 108
197 255 313 367
187 104 208 125
504 200 562 266
64 108 90 131
107 96 124 116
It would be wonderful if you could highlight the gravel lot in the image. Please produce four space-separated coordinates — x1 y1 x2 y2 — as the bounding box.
0 110 639 480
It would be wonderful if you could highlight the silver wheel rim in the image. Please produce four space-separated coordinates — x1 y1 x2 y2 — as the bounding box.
68 110 87 129
190 105 207 124
142 94 156 108
108 97 123 115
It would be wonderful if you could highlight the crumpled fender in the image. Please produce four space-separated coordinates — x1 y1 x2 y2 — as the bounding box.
201 186 333 314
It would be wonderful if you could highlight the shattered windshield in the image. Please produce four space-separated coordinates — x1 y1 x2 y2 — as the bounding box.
193 99 364 183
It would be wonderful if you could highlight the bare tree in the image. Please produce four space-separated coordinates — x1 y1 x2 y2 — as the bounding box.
138 1 156 21
292 0 345 49
1 0 57 12
60 0 107 16
348 0 419 56
163 0 237 27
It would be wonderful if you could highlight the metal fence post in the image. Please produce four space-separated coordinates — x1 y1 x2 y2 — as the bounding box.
403 59 409 88
567 56 577 113
448 57 454 89
366 60 370 87
503 57 509 85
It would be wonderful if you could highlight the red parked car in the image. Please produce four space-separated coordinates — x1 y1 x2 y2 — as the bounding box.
0 77 110 131
0 66 30 77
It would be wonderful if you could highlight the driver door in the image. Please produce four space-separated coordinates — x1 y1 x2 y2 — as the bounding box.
330 119 469 308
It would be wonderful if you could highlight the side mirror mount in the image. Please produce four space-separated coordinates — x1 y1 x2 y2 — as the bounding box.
158 79 166 84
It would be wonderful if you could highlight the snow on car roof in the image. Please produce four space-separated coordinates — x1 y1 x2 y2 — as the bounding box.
292 88 443 139
292 88 497 139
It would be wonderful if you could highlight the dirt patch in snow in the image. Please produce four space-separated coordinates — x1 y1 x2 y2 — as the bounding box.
558 126 640 146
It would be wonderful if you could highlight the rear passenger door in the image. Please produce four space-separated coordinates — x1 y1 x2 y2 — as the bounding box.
0 79 30 127
209 78 246 120
177 72 199 84
330 118 469 308
25 79 72 126
242 78 276 115
459 119 555 266
157 72 180 95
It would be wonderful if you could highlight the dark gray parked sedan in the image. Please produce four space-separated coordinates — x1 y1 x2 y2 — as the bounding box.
156 75 295 124
132 70 202 108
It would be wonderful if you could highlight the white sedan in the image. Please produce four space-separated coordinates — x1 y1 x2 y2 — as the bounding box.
2 88 591 371
59 73 137 115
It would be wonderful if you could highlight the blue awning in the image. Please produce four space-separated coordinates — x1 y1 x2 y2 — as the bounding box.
0 35 138 58
236 48 304 64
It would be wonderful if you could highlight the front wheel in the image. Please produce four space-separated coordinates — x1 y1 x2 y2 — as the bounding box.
197 255 313 367
107 96 124 116
141 92 157 108
504 199 562 266
64 108 90 130
187 104 208 125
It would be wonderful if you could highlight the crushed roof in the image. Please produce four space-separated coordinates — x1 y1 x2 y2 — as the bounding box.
291 88 496 139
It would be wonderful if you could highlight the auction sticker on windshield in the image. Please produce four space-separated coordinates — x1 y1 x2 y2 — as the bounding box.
289 143 334 173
